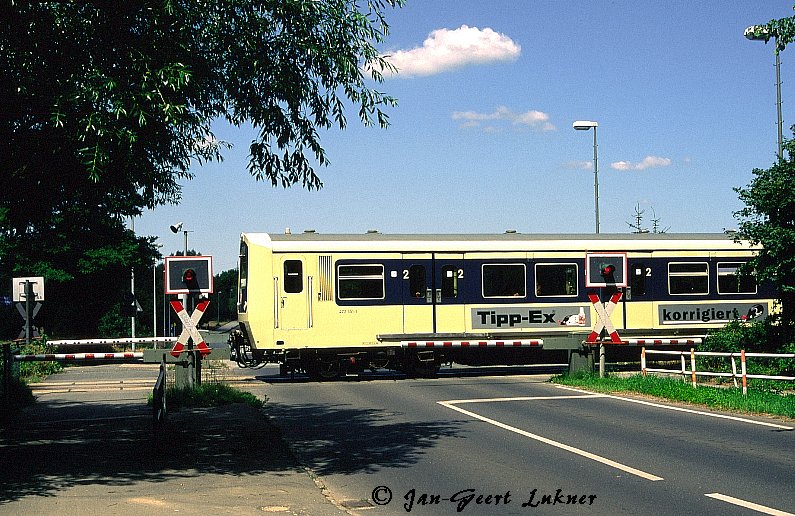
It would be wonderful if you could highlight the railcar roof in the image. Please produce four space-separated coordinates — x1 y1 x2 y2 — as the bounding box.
242 232 754 252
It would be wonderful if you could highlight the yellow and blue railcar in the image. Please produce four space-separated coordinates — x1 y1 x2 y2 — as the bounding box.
230 232 773 378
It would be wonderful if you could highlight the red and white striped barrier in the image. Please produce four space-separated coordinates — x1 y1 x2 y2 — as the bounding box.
401 340 543 348
14 352 144 361
47 337 177 347
625 338 702 346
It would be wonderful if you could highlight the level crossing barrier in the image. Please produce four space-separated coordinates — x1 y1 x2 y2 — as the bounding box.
47 336 177 351
641 347 795 395
13 337 178 363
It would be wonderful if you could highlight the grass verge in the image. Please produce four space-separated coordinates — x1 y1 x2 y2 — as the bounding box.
551 372 795 420
148 382 265 411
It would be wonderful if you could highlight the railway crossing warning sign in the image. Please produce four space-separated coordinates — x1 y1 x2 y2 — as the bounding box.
586 292 623 343
170 299 211 357
165 256 213 295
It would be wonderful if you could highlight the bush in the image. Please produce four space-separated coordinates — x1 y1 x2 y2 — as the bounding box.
1 340 62 382
150 382 265 410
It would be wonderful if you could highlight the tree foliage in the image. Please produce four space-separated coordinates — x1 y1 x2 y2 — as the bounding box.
734 136 795 341
734 6 795 342
1 1 402 337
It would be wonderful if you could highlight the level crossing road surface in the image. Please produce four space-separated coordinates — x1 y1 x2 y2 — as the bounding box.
241 366 795 515
3 352 794 515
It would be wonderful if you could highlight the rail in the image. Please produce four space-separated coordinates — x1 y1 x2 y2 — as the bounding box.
641 348 795 395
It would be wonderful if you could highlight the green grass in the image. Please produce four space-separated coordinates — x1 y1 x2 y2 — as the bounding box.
551 372 795 420
149 382 265 410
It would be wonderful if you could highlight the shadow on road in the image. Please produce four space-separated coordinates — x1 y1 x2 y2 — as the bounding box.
264 401 466 477
0 400 295 504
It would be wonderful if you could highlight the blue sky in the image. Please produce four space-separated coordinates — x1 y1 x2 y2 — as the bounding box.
136 1 795 272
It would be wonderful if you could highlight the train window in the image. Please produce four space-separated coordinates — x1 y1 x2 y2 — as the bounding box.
668 262 709 295
338 264 385 300
718 262 757 294
441 265 459 299
482 264 526 298
284 260 303 293
535 263 578 297
408 265 426 298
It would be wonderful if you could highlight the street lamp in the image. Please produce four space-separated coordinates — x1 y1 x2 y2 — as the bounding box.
573 120 600 234
745 25 784 160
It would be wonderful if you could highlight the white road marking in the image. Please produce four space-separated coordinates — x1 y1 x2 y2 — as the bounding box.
442 394 605 404
705 493 794 515
437 399 664 481
554 385 794 430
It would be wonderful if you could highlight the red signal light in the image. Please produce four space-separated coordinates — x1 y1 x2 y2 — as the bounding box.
182 268 196 284
601 264 616 277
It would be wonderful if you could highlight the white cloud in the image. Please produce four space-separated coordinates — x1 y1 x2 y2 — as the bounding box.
383 25 521 78
563 160 593 170
610 156 672 171
452 106 555 131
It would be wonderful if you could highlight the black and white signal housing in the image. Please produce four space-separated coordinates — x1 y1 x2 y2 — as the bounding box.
165 256 214 295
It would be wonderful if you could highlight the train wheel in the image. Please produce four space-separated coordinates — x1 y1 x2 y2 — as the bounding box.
305 357 341 381
405 351 439 378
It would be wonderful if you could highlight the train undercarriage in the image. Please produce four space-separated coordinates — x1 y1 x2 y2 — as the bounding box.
229 329 580 380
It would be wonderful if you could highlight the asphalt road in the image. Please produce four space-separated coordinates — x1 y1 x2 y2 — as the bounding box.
242 366 795 515
4 344 794 515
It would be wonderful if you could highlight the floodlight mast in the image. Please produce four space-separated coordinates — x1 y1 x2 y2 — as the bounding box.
745 25 784 160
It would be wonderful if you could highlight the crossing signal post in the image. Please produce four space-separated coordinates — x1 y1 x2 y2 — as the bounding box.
585 253 627 378
164 256 213 387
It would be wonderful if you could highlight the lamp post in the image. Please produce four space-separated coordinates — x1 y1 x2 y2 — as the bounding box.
152 244 163 339
573 120 600 234
170 221 193 313
745 25 784 160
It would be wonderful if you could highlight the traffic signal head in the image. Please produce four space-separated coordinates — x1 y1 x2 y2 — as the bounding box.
600 264 616 278
120 292 139 317
586 253 627 288
181 268 199 290
165 256 213 294
182 268 196 283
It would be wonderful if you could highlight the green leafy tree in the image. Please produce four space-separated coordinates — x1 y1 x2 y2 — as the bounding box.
1 1 402 337
734 136 795 343
734 7 795 345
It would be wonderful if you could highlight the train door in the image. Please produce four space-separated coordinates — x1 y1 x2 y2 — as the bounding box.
401 254 434 333
625 256 654 329
433 254 466 333
276 255 310 330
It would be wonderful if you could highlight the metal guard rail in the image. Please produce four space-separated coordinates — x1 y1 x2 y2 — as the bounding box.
641 348 795 395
